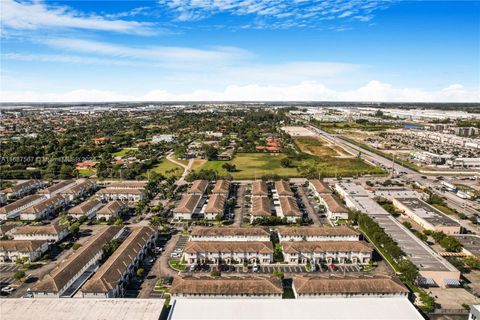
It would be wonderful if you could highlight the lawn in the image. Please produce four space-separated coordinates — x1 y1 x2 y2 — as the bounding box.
77 169 95 177
112 147 138 157
296 156 384 177
197 153 301 179
294 137 341 157
149 159 183 177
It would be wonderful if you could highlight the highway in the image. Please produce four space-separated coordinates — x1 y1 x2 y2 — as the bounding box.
304 122 480 234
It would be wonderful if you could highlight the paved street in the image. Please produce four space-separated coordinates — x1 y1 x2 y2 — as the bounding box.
233 184 246 226
296 184 321 226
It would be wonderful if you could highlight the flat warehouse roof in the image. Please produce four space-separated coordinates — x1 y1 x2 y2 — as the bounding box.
0 299 165 320
168 298 424 320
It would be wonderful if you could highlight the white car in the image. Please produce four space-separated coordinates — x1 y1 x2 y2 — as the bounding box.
1 286 15 293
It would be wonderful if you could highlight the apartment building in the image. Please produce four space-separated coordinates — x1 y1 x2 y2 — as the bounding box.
0 194 45 220
107 181 147 190
38 180 77 198
190 227 270 242
308 179 332 197
277 226 360 242
204 194 226 220
12 224 69 243
319 194 348 220
96 201 127 220
68 199 104 220
251 180 269 197
96 188 145 202
277 196 302 223
282 241 373 265
32 226 123 297
250 196 272 223
183 241 274 265
0 240 49 262
20 195 69 221
292 275 409 298
186 180 209 196
0 180 45 200
170 275 283 299
274 180 294 197
173 194 203 220
211 180 230 196
81 226 157 298
61 180 96 201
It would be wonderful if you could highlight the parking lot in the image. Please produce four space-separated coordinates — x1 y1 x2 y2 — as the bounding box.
0 264 20 287
170 235 189 259
182 263 361 274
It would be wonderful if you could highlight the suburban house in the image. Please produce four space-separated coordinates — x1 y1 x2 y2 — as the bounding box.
277 226 360 242
75 161 97 171
292 275 409 298
19 194 68 221
319 194 349 220
250 196 272 223
0 194 45 220
12 224 70 243
173 194 203 220
0 240 49 262
32 226 123 298
96 188 145 202
211 180 230 195
277 196 302 222
203 194 226 220
170 275 283 299
274 180 294 197
38 180 77 198
190 227 270 242
308 179 332 197
0 180 45 201
68 199 104 220
251 180 269 197
187 180 209 196
81 226 157 298
282 241 373 265
183 241 274 265
96 201 127 220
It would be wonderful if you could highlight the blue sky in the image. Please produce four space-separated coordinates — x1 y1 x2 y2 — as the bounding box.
1 0 479 102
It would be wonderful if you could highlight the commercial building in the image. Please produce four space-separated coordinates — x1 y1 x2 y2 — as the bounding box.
335 182 461 288
183 241 273 265
190 227 270 242
32 226 123 298
167 298 424 320
186 180 209 196
0 299 165 320
447 157 480 169
170 275 283 299
12 224 69 243
292 275 409 298
0 240 49 262
96 201 127 220
392 197 462 234
0 194 45 220
68 199 104 220
250 196 271 223
282 241 373 265
276 196 302 222
81 226 157 298
203 194 226 220
173 194 203 220
277 226 360 242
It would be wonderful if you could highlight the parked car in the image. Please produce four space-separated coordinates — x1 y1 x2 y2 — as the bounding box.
1 286 15 293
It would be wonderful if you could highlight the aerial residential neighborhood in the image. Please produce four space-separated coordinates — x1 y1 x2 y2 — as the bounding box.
1 1 479 320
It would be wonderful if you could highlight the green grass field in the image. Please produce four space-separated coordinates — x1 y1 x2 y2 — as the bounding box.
198 153 300 179
77 169 95 177
149 159 183 177
294 137 340 157
112 147 138 157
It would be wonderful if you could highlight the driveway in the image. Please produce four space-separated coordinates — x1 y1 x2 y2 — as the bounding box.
233 184 246 226
296 184 321 226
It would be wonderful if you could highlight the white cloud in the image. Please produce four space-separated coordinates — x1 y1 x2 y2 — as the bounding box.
1 0 155 35
2 81 478 103
40 38 251 66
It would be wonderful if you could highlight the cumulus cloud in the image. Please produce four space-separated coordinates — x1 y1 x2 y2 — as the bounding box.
2 81 478 103
1 0 155 35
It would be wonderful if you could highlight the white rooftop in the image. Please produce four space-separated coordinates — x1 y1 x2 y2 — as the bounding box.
168 298 424 320
0 298 165 320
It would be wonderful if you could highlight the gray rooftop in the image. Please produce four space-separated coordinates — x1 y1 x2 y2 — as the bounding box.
394 197 460 228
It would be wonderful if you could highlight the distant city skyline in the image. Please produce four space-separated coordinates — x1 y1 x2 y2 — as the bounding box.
1 0 479 102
